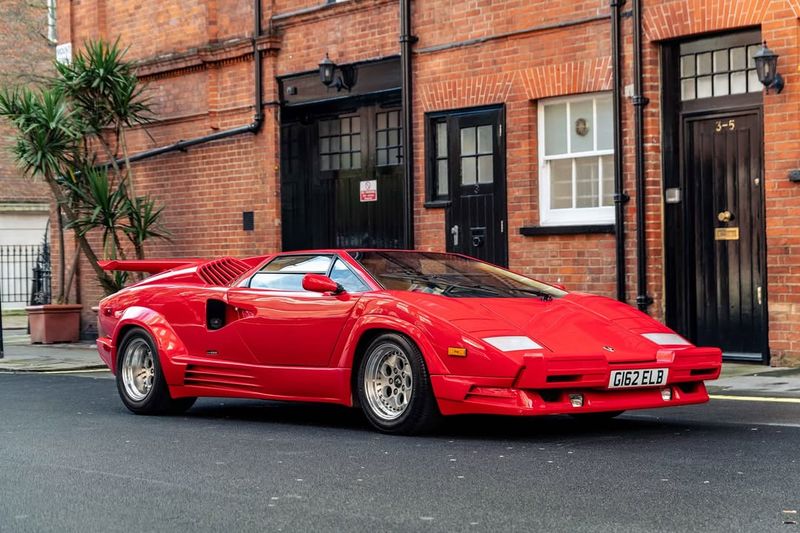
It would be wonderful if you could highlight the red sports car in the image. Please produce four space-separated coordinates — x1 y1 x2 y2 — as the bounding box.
97 250 722 434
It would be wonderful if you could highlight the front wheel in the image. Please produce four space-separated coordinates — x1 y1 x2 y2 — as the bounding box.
116 328 196 415
356 333 440 435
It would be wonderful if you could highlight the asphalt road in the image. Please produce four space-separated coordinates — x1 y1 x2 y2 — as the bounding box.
0 373 798 533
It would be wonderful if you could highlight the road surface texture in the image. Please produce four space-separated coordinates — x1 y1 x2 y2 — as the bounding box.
0 372 798 532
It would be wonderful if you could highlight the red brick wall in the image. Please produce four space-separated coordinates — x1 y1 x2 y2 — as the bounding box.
0 1 53 204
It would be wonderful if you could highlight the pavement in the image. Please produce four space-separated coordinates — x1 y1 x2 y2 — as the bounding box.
2 327 800 398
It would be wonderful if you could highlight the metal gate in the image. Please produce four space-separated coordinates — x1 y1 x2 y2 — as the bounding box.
0 243 52 307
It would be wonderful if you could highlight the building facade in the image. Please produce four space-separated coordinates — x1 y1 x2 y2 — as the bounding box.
0 1 56 308
57 0 800 365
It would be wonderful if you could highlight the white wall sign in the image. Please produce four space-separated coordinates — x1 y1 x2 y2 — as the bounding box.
359 180 378 202
56 42 72 65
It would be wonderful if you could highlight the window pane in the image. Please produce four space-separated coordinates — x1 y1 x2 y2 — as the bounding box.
681 79 696 100
730 47 746 70
575 157 600 208
341 135 350 152
341 118 351 134
549 159 572 209
437 160 448 196
731 71 747 94
331 155 340 170
436 122 447 158
697 76 712 98
321 155 330 171
460 127 476 156
352 134 361 149
713 74 729 96
330 119 340 135
570 100 594 153
478 155 493 184
388 148 399 165
601 155 614 207
264 254 332 273
461 157 477 185
377 149 387 166
544 103 568 156
596 97 613 150
477 125 493 154
388 129 399 147
388 111 399 128
351 117 360 133
352 152 361 168
341 153 351 169
680 55 695 77
697 52 712 75
747 45 758 68
713 49 728 72
377 131 387 149
748 69 761 92
377 112 387 130
330 259 370 293
331 136 340 152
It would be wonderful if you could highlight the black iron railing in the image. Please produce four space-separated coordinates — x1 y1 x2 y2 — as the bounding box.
0 243 52 305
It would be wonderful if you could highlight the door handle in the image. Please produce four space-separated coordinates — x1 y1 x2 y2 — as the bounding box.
450 225 459 247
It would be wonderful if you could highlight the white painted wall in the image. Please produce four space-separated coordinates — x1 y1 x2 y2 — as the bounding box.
0 205 50 309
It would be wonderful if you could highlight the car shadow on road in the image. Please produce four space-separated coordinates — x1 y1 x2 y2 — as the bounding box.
185 398 696 441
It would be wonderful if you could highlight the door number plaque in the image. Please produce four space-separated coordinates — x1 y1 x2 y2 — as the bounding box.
714 227 740 241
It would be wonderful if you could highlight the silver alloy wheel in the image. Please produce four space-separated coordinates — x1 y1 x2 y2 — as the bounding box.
363 343 414 421
121 338 156 402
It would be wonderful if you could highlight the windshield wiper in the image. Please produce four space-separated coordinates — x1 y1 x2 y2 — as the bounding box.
381 273 503 297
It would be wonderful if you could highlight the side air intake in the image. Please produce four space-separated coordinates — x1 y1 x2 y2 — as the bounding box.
197 257 251 286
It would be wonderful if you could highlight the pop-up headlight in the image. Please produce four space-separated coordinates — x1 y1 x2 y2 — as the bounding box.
482 336 543 352
641 333 691 346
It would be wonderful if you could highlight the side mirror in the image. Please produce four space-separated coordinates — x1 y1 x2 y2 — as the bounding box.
302 273 344 294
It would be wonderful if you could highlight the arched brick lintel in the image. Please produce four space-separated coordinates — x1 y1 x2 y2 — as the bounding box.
521 58 613 101
642 0 800 42
419 72 516 113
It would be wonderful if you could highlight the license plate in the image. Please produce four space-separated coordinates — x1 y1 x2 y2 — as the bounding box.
608 368 669 388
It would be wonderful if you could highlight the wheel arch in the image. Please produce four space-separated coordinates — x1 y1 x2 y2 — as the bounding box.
112 306 188 384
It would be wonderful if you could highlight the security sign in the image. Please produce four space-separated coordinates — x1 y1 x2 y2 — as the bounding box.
359 180 378 202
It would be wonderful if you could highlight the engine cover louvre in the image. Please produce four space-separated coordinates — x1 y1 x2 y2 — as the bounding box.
196 257 250 286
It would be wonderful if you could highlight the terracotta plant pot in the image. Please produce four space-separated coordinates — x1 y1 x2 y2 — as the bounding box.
25 304 83 344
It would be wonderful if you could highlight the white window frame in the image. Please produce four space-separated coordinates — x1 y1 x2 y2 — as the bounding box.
537 92 615 226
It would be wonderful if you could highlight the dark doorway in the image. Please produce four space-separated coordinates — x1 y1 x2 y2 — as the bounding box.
431 107 507 266
662 30 768 362
281 100 404 251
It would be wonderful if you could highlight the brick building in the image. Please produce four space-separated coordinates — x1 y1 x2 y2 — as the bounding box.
0 1 56 308
56 0 800 366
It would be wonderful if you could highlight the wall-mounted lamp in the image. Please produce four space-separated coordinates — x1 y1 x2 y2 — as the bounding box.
319 54 357 92
753 42 784 94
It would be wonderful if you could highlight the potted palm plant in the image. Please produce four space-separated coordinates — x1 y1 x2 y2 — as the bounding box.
0 40 169 343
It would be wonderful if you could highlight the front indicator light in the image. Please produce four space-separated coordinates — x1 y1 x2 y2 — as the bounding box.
447 347 467 357
661 388 673 401
568 393 584 408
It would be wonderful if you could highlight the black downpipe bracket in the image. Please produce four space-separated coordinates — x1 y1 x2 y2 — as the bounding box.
632 0 653 312
122 0 264 166
400 0 416 249
610 0 628 303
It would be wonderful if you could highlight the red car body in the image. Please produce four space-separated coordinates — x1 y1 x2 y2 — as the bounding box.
96 250 721 421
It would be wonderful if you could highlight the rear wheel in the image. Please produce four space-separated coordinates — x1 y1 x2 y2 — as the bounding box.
116 328 196 415
357 333 440 435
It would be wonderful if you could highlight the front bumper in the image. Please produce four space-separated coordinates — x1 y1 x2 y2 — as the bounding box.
430 347 721 416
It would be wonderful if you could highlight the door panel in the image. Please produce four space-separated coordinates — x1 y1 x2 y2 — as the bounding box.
226 287 358 367
684 111 766 359
444 108 507 266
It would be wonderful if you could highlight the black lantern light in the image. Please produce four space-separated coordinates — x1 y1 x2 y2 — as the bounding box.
318 53 357 92
753 42 785 94
319 54 336 87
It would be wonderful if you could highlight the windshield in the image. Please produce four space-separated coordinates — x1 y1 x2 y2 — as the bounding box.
350 251 566 299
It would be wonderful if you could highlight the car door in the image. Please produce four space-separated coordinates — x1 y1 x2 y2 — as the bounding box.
226 254 365 367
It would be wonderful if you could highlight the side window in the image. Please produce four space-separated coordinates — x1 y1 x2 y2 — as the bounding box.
329 258 370 293
249 255 332 291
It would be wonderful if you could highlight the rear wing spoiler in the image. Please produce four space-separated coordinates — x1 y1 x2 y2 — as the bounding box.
98 259 202 274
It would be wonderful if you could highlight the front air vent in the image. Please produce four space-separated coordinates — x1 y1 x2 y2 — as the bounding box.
184 364 259 391
197 257 250 286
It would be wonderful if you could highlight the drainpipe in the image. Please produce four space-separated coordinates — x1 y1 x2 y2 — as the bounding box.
610 0 628 303
632 0 652 312
400 0 416 249
119 0 264 166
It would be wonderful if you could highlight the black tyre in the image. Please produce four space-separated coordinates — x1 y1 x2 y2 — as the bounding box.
116 328 196 415
356 333 441 435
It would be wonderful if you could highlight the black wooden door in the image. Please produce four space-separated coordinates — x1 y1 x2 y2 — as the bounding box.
684 111 767 359
281 104 404 250
445 108 507 266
